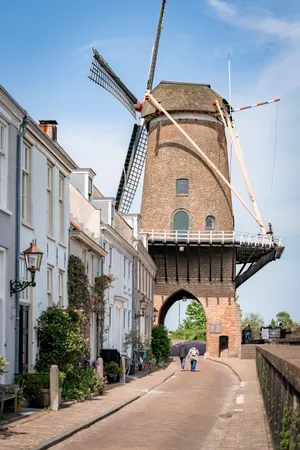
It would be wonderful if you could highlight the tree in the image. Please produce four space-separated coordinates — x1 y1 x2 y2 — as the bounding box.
181 300 206 330
270 319 276 328
35 306 88 373
68 255 91 314
151 326 171 364
275 311 295 329
241 312 264 331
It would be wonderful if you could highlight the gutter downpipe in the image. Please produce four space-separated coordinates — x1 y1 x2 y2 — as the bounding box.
131 254 136 359
15 115 30 374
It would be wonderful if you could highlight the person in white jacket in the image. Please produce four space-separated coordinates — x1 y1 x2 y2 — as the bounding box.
186 345 199 371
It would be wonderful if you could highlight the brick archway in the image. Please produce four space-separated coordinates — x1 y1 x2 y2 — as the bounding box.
154 287 241 358
157 288 205 326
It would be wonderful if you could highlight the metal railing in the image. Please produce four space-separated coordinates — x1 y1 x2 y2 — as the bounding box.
140 230 283 247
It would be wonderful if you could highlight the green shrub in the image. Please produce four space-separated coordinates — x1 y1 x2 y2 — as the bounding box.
35 306 88 373
144 347 156 365
151 325 171 364
15 372 66 401
171 329 206 341
0 356 8 377
104 362 122 377
62 367 104 401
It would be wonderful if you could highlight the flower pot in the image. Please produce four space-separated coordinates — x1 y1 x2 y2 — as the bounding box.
16 402 22 413
36 388 62 407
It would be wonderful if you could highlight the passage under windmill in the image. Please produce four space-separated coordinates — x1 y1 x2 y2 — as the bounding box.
88 0 284 358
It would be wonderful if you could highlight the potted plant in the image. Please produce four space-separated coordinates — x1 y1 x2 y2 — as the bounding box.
16 386 24 413
104 362 122 383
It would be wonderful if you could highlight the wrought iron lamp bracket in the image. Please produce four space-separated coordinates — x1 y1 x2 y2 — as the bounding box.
10 271 36 297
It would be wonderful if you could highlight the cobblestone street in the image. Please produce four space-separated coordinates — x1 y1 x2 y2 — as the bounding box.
54 358 238 450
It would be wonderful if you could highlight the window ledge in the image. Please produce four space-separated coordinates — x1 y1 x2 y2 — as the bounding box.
176 194 189 197
0 207 12 216
47 235 56 242
22 220 34 231
59 241 67 249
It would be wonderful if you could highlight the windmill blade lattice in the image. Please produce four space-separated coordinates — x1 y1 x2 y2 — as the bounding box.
116 125 148 213
89 48 138 118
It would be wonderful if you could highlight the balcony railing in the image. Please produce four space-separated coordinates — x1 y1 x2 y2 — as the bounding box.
140 230 283 248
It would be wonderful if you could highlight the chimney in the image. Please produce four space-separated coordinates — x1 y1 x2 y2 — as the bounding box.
39 120 58 141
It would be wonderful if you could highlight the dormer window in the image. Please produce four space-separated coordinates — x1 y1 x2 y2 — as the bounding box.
206 215 215 230
88 177 93 203
176 179 188 195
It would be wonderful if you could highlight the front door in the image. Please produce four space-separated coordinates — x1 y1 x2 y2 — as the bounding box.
19 305 29 373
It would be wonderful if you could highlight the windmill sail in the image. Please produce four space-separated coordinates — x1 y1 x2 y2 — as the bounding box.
146 0 167 90
89 48 138 118
116 124 148 213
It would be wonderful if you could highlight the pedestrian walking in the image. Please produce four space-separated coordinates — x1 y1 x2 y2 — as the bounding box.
178 341 188 371
187 344 199 371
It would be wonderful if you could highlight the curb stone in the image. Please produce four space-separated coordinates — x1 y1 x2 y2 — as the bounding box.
30 369 177 450
206 357 242 382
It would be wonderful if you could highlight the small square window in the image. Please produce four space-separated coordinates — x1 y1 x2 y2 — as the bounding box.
176 179 188 195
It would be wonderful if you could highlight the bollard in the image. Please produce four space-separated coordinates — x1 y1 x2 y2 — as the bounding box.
50 365 59 411
121 356 126 384
97 357 104 378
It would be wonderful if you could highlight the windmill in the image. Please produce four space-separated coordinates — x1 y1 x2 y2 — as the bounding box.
88 0 167 214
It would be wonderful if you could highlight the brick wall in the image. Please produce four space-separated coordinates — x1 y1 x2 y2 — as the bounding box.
140 118 233 232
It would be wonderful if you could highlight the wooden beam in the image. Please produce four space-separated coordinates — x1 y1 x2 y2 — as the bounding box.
164 243 168 282
209 245 212 282
187 244 190 282
220 245 223 282
198 244 201 282
231 245 235 282
175 243 179 281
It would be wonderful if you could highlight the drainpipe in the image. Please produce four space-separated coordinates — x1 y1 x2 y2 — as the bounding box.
15 115 30 374
131 255 136 358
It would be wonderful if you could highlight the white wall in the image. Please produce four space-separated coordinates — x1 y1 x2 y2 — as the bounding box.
20 133 70 372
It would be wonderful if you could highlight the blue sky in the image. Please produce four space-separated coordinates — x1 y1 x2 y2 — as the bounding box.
2 0 299 329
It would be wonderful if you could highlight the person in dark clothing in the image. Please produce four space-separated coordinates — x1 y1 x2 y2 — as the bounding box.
178 342 188 371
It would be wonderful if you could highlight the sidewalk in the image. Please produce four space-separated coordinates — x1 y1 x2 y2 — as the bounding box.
205 357 273 449
0 361 177 450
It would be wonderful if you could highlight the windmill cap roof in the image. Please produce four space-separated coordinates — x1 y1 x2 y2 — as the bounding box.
142 81 227 119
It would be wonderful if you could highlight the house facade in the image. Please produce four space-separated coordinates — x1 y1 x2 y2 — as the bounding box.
124 215 157 346
0 85 77 380
69 171 107 360
0 87 18 382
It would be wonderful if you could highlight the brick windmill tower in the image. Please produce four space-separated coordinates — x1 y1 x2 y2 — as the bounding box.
88 1 284 357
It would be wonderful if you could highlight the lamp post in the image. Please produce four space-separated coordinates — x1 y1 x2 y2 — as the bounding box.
178 296 187 328
134 298 146 319
153 307 158 323
10 240 43 296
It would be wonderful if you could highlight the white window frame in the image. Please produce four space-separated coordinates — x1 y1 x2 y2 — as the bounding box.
22 144 31 223
58 270 64 305
20 257 33 302
128 260 131 279
123 309 126 329
109 246 113 270
128 311 131 329
59 174 64 242
88 177 93 203
0 120 8 210
108 306 112 327
47 163 53 236
124 257 126 278
47 265 53 306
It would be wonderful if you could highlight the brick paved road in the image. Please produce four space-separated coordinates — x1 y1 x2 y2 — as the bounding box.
54 358 237 450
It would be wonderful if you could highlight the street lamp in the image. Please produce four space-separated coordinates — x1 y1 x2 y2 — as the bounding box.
135 298 146 319
10 240 43 296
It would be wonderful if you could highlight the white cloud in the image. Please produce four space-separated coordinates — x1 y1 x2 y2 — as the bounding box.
207 0 300 40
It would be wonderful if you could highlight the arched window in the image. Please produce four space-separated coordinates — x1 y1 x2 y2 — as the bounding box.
173 211 189 232
176 179 189 195
206 215 215 230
